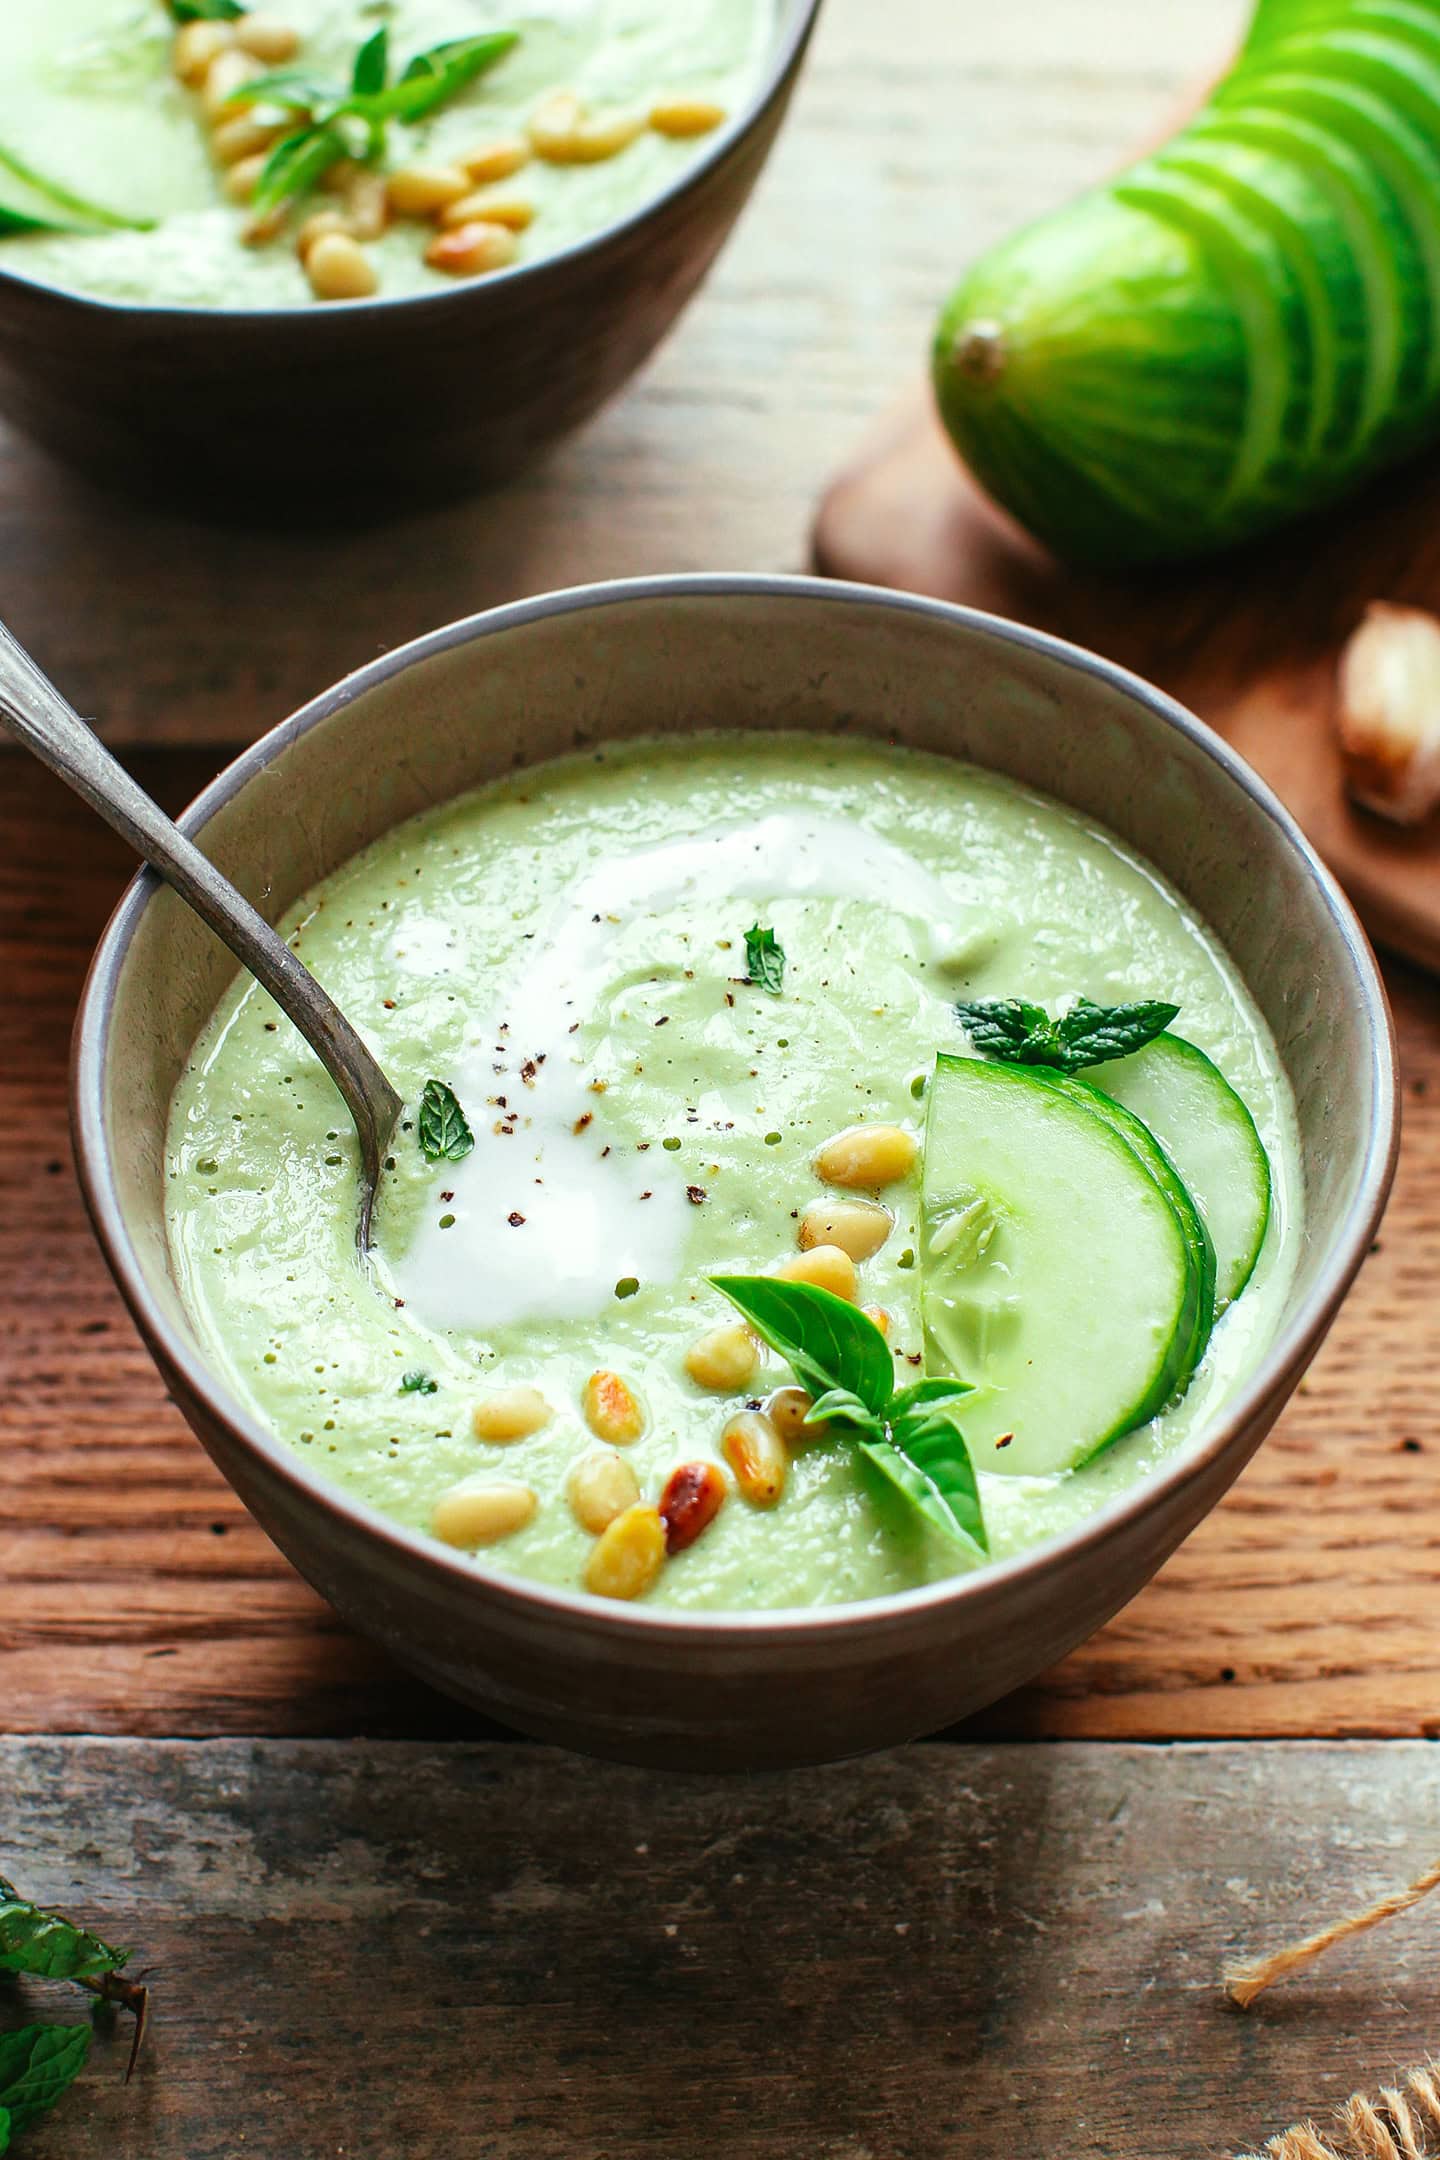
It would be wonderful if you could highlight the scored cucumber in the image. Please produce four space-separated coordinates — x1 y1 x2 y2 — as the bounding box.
932 0 1440 564
921 1054 1205 1477
1090 1034 1273 1307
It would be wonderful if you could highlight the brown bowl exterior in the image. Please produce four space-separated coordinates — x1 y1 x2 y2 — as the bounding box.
0 3 817 513
71 577 1398 1767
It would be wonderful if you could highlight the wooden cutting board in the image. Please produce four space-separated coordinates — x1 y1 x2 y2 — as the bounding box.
813 390 1440 973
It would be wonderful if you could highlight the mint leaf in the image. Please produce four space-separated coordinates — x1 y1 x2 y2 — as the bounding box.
417 1079 474 1164
0 2025 91 2135
382 32 519 121
0 1878 128 1982
955 995 1178 1074
399 1369 437 1395
710 1277 986 1555
743 924 785 996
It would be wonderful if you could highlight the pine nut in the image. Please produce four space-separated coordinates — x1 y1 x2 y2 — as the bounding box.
462 137 531 183
235 15 301 64
582 1369 645 1445
798 1197 893 1263
225 152 268 204
440 188 535 231
530 91 645 164
684 1321 758 1392
767 1385 821 1447
173 20 235 85
863 1304 892 1340
212 112 288 166
471 1384 552 1444
242 202 288 246
344 169 389 241
814 1123 918 1190
659 1461 727 1553
305 231 378 299
201 48 263 121
721 1411 788 1507
650 96 728 138
425 221 518 276
584 1503 666 1600
296 208 351 261
387 163 472 217
433 1477 536 1549
773 1244 858 1302
567 1449 640 1535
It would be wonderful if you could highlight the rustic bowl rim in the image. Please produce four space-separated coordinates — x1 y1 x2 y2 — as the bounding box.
71 573 1399 1645
0 0 821 325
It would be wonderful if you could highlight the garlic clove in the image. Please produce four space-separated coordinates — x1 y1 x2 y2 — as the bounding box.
1336 600 1440 826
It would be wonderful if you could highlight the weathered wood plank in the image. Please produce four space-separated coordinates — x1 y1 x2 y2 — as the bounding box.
4 1737 1438 2159
2 751 1439 1742
0 0 1247 746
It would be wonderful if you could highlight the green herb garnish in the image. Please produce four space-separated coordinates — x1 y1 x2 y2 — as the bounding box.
710 1277 986 1556
743 924 785 996
0 144 151 239
238 24 519 217
0 1881 129 1984
417 1079 474 1163
399 1368 438 1395
169 0 247 20
0 1875 147 2137
954 995 1179 1074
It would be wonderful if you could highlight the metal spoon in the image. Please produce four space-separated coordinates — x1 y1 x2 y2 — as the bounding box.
0 617 402 1246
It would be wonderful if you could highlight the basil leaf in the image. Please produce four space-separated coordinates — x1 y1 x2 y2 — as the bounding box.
711 1276 894 1418
955 995 1179 1074
351 25 390 97
804 1385 884 1435
0 143 151 235
855 1428 986 1557
417 1079 475 1164
171 0 247 19
377 31 519 121
251 121 348 215
0 2103 10 2155
223 69 333 111
743 923 785 996
0 2025 91 2135
0 1878 128 1982
399 1368 438 1396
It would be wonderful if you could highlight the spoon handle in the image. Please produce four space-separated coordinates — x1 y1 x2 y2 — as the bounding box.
0 617 402 1232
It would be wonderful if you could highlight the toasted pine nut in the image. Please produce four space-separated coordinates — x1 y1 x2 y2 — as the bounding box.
201 48 263 120
767 1385 821 1448
212 111 288 166
463 136 531 184
567 1448 640 1535
235 14 301 64
173 20 235 85
440 188 535 231
387 163 472 217
471 1384 552 1444
582 1369 645 1445
425 220 518 276
530 91 645 163
722 1411 788 1507
242 202 289 246
650 96 728 138
295 208 351 261
814 1122 918 1191
225 152 268 204
863 1304 892 1340
659 1461 727 1553
305 230 378 299
321 157 362 195
344 169 389 241
773 1243 858 1302
584 1503 666 1600
684 1321 758 1392
433 1477 536 1549
798 1196 893 1263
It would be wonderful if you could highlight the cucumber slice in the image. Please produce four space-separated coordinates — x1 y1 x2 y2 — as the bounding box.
1090 1035 1274 1308
921 1055 1203 1477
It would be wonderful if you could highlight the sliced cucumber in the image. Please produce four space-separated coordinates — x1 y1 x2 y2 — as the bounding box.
1091 1035 1273 1308
921 1055 1203 1477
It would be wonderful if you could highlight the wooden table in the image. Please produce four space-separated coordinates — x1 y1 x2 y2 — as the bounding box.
4 1 1440 2152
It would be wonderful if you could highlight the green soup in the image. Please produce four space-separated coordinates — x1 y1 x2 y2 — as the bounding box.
0 0 771 309
164 734 1302 1612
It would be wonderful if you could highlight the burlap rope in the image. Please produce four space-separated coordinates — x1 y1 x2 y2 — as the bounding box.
1235 2066 1440 2160
1225 1856 1440 2009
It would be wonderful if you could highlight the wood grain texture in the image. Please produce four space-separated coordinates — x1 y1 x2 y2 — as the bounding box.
0 0 1247 746
2 754 1438 1742
6 1736 1440 2160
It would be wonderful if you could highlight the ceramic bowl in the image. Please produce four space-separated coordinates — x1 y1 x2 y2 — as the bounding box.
0 3 818 513
72 576 1398 1767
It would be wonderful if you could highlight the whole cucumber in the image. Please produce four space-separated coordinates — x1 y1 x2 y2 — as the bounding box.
933 0 1440 565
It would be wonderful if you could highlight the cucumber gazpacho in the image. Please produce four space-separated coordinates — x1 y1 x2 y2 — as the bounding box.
0 0 767 308
165 734 1299 1612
